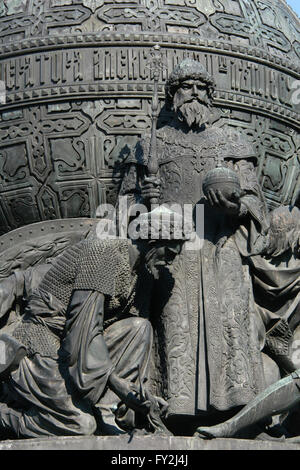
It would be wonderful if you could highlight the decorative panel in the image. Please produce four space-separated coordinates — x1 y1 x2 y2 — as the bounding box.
0 0 298 233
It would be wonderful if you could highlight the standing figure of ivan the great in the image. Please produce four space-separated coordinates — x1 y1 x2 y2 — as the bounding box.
118 59 270 426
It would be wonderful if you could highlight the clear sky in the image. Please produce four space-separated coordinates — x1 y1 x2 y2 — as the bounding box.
286 0 300 16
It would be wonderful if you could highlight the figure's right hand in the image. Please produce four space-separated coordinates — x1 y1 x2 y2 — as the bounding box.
142 176 161 203
108 372 149 415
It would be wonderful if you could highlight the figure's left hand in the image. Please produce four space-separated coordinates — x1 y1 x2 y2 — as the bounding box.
207 189 240 215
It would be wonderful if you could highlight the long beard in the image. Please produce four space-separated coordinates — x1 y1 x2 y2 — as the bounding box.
144 247 160 280
175 100 211 128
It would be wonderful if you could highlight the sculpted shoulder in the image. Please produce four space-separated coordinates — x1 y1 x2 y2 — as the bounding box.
198 126 257 162
122 124 256 167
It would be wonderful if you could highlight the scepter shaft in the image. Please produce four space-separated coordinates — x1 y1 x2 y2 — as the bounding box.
148 76 159 177
147 45 162 204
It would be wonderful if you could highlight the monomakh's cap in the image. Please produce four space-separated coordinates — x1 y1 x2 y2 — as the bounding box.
135 205 193 241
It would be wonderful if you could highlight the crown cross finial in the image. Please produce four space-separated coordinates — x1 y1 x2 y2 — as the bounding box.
216 155 225 167
146 44 167 80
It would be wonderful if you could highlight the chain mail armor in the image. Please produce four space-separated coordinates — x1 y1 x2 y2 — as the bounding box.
74 239 131 298
38 242 83 309
13 321 60 359
13 239 134 358
39 238 130 311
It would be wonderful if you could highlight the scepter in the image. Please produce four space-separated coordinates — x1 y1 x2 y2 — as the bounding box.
146 44 164 205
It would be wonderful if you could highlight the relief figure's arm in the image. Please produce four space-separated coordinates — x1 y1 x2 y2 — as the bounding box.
0 270 27 319
233 159 269 233
62 289 114 406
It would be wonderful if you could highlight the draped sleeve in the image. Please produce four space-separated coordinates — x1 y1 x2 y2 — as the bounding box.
62 290 114 406
61 239 131 406
0 270 26 319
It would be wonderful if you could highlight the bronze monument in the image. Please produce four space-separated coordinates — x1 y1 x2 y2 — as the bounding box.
0 0 299 448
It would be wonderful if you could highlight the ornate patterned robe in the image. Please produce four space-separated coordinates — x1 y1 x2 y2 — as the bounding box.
119 123 270 416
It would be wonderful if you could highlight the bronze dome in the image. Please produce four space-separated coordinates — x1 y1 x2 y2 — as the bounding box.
0 0 299 234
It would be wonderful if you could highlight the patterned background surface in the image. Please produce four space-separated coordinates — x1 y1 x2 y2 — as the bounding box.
0 0 299 235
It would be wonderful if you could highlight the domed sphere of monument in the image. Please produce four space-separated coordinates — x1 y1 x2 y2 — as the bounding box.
0 0 299 235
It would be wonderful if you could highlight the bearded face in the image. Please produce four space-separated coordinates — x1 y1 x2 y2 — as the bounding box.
144 241 183 280
173 79 211 128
